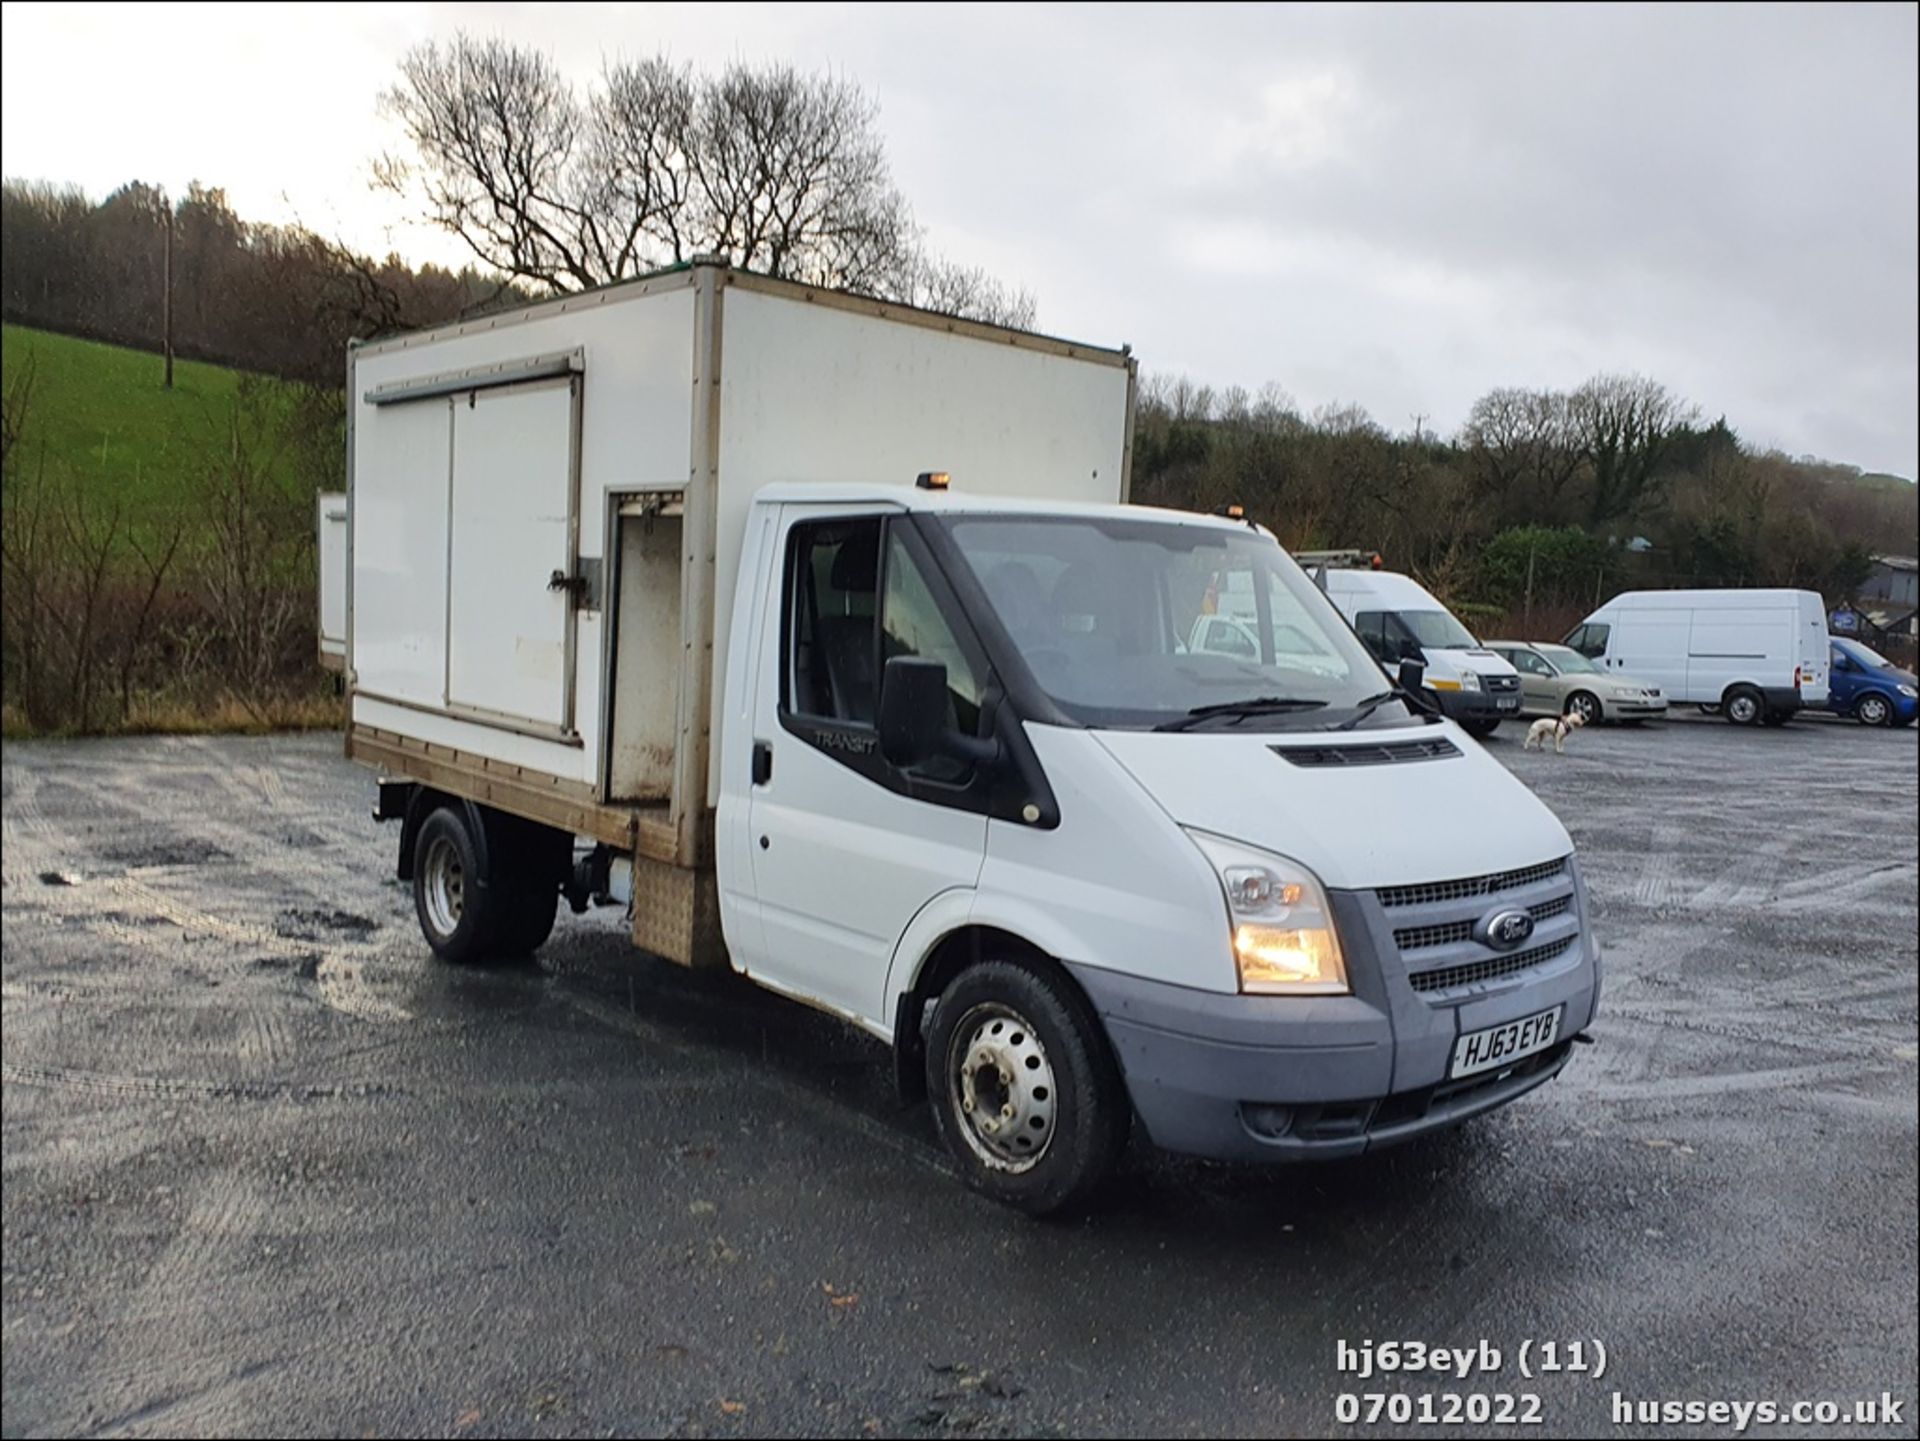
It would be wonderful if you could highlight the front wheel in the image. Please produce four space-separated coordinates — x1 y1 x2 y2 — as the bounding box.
925 961 1128 1216
1856 693 1893 727
1724 686 1764 726
1460 717 1500 739
1565 690 1603 726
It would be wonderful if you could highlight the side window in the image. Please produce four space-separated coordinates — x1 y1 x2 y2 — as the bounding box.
786 518 881 725
1568 623 1609 659
882 530 987 748
1513 650 1550 677
1355 610 1391 663
1207 618 1257 658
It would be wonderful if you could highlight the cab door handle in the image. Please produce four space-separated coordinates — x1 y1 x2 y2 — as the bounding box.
751 740 773 786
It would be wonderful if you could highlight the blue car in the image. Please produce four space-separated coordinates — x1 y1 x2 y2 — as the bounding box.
1827 636 1918 727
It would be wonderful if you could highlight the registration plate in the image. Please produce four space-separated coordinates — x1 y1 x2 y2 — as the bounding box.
1497 696 1520 711
1450 1006 1562 1079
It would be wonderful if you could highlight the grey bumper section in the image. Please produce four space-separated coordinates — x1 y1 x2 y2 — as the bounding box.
1066 884 1601 1164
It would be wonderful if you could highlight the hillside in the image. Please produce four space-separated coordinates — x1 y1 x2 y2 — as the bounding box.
1 323 322 539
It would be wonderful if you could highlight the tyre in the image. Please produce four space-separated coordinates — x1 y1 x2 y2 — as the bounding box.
1856 693 1893 727
924 960 1129 1216
412 807 512 964
1723 686 1764 726
1460 717 1500 739
1565 690 1603 726
1697 703 1722 716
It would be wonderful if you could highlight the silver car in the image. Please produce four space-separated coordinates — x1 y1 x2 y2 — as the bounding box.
1485 640 1669 725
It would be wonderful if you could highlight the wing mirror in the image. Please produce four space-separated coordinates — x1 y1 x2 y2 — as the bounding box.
1397 656 1442 717
879 657 999 771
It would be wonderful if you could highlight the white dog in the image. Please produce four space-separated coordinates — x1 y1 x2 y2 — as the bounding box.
1523 711 1587 753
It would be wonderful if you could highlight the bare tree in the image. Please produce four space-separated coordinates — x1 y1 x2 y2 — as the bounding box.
193 378 308 715
378 35 1033 323
2 346 35 475
896 254 1037 329
1568 374 1697 524
1460 386 1582 520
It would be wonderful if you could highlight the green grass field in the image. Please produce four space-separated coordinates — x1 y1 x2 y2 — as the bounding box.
2 323 316 540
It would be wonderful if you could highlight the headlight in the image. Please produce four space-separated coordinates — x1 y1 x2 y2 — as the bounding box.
1901 685 1918 699
1187 831 1348 995
1459 671 1482 692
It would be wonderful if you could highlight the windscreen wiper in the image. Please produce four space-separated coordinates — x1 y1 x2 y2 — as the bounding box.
1154 696 1328 732
1332 687 1434 730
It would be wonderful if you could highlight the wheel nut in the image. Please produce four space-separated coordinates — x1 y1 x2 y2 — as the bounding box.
1000 1068 1012 1086
1001 1104 1014 1119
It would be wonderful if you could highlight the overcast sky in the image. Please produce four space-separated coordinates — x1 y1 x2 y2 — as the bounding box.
4 1 1916 478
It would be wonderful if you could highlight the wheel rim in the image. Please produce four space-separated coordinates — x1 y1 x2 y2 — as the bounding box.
421 834 465 938
1570 693 1600 724
1860 696 1889 725
1729 694 1759 723
947 1003 1057 1173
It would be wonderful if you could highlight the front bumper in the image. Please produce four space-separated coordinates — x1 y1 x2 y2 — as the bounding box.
1605 694 1668 719
1067 877 1601 1164
1436 687 1521 724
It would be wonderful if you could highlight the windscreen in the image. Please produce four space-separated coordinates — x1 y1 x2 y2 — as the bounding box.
1395 609 1480 650
941 515 1385 728
1537 643 1601 674
1836 637 1897 670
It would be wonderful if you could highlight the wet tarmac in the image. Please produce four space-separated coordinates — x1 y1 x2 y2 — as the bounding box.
2 717 1915 1437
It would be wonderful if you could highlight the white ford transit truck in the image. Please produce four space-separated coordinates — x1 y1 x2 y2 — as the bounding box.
341 261 1600 1213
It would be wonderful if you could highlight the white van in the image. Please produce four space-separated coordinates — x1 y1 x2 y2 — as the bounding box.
1317 568 1524 737
342 262 1599 1213
1565 589 1829 725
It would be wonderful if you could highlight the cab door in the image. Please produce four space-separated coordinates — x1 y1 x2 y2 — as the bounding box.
741 507 992 1027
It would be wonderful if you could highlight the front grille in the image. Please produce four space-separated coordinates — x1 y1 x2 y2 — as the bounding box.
1273 737 1462 768
1486 674 1521 693
1392 894 1574 951
1407 935 1575 993
1377 857 1569 909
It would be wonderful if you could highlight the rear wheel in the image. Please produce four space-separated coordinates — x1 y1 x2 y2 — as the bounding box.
925 960 1128 1216
1565 690 1603 726
1856 693 1893 727
501 885 559 956
413 807 512 964
1724 686 1764 726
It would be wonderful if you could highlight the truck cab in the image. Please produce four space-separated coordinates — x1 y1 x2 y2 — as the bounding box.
1316 568 1523 737
717 484 1599 1211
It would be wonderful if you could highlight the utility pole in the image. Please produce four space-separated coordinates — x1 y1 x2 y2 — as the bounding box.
1524 544 1537 630
161 196 175 390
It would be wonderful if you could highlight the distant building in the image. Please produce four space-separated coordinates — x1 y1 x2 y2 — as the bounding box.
1860 555 1918 610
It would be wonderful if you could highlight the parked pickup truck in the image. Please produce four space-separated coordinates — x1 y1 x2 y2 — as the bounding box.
337 260 1600 1213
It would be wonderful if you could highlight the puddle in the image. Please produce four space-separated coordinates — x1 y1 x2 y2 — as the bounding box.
275 908 380 942
99 838 232 868
305 956 413 1023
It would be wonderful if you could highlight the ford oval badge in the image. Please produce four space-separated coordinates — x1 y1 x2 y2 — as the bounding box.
1477 908 1536 950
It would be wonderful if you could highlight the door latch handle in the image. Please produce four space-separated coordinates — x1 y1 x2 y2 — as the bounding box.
548 568 587 599
751 740 773 786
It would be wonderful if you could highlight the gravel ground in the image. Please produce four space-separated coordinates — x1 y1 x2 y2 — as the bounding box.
3 714 1915 1439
